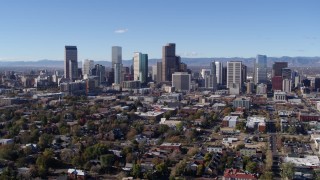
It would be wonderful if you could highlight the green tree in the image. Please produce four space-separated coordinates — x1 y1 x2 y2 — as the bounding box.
245 161 257 173
100 154 115 171
38 133 53 150
259 171 273 180
131 163 141 178
196 164 204 176
281 163 294 180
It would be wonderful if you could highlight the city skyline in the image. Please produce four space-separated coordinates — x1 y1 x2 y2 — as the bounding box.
0 0 319 61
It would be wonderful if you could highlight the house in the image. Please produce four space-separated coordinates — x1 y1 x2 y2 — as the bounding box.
207 146 224 153
239 148 257 157
67 168 86 180
0 139 14 145
159 143 181 151
223 168 257 180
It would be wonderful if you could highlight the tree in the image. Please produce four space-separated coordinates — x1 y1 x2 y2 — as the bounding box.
259 171 273 180
155 162 170 178
100 154 115 171
281 163 294 180
196 164 204 176
131 163 141 178
38 133 53 150
245 161 257 173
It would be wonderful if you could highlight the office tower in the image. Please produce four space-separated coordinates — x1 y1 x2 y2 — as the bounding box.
162 43 180 82
210 61 217 90
152 65 157 82
282 79 291 93
272 62 288 77
112 46 122 84
314 78 320 91
272 76 283 91
82 59 94 76
254 55 267 84
242 64 247 83
201 69 211 78
133 52 148 83
114 63 122 84
92 64 106 85
112 46 122 69
204 75 217 90
172 72 191 91
222 66 227 85
215 61 223 84
247 82 254 94
282 68 292 80
294 76 300 88
302 79 311 87
156 62 162 83
227 61 242 88
64 46 78 81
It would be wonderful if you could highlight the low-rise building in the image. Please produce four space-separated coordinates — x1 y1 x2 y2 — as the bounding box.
233 97 251 110
222 116 239 128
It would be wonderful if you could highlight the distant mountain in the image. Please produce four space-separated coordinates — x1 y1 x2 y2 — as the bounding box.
0 56 319 69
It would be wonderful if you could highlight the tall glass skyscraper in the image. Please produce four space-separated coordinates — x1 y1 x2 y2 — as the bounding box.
254 54 267 84
133 52 148 83
112 46 122 84
64 46 78 81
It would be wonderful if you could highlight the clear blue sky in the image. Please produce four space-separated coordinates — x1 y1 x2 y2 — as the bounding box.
0 0 319 61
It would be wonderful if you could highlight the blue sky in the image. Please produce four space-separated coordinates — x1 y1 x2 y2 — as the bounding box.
0 0 319 61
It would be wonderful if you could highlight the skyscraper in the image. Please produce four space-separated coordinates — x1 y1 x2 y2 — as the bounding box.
133 52 148 83
112 46 122 84
82 59 94 76
254 55 267 84
156 62 162 83
281 68 292 80
162 43 180 82
272 62 288 77
227 61 242 88
64 46 78 81
92 64 106 85
172 72 191 92
210 61 217 90
215 61 223 84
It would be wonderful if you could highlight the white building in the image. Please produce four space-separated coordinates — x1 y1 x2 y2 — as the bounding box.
246 116 266 128
284 155 320 168
215 61 223 84
82 59 94 76
201 69 211 79
256 83 267 94
283 79 292 93
112 46 122 84
273 91 287 102
133 52 148 83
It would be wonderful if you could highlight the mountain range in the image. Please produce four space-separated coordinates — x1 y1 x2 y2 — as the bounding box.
0 57 320 69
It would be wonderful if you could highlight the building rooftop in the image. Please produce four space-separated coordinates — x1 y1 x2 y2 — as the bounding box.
284 155 320 167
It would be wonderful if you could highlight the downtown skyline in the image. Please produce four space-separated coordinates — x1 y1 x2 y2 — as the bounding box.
0 0 319 61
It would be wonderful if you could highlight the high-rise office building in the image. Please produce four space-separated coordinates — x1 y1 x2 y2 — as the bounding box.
156 62 162 83
64 46 78 81
152 65 157 82
133 52 148 83
282 68 292 80
172 72 191 91
227 61 242 88
254 55 267 84
282 79 292 93
82 59 94 76
112 46 122 69
92 64 106 85
222 66 227 85
272 62 288 77
114 63 122 84
242 64 247 84
162 43 180 82
210 61 217 90
215 61 223 84
112 46 123 84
